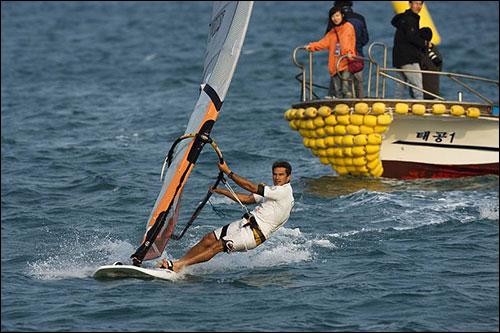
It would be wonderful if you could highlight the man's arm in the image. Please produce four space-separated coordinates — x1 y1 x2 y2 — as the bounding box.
218 161 264 196
212 188 256 204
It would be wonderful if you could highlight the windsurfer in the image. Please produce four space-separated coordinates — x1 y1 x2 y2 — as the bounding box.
156 160 294 272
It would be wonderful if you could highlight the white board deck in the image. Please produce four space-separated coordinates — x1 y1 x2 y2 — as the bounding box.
94 264 178 281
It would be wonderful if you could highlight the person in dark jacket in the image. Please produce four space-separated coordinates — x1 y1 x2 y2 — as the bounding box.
326 1 369 98
419 27 442 99
391 1 429 99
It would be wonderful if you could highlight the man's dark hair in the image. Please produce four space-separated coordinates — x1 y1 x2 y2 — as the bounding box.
272 161 292 175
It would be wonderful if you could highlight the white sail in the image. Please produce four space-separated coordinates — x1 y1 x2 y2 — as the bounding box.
131 1 253 264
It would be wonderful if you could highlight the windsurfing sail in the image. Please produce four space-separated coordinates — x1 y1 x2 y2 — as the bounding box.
130 1 254 265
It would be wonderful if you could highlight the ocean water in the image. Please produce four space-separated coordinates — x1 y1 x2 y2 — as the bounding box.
1 1 499 331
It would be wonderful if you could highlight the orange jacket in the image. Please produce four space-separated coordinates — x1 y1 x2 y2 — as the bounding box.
307 21 356 76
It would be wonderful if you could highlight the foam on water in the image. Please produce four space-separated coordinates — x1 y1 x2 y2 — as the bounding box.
27 231 135 280
479 201 499 220
177 226 329 275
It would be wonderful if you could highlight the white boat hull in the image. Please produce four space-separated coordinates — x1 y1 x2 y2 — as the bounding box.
381 114 499 178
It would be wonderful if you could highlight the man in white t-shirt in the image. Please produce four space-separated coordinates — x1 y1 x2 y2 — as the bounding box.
156 160 294 272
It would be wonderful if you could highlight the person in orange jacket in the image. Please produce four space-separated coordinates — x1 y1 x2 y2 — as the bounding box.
306 5 357 98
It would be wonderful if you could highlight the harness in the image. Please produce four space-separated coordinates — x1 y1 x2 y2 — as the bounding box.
219 213 266 253
242 213 266 246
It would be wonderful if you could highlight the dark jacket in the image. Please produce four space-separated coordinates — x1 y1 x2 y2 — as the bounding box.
420 45 443 99
391 9 427 67
326 8 369 57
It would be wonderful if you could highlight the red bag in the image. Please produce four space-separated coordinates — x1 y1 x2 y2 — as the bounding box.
348 58 364 74
333 28 364 74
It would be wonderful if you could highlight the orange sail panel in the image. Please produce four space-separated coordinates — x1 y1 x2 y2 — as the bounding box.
131 1 254 265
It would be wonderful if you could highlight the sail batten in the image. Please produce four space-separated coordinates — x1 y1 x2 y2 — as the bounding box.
131 1 253 264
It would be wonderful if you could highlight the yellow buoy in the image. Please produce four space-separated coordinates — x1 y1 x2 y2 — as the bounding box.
303 129 313 138
337 114 351 125
343 148 354 158
295 120 305 130
353 156 367 166
370 164 384 177
289 120 298 130
367 133 382 145
315 127 326 138
350 114 364 126
325 115 337 126
364 115 378 127
308 138 317 149
333 147 344 157
372 102 386 115
377 114 392 126
343 157 353 165
354 134 368 146
346 124 360 135
325 136 335 147
336 166 349 175
432 103 446 115
296 108 306 119
412 104 426 115
303 137 310 147
334 136 344 146
354 102 369 114
305 119 315 130
318 105 332 117
374 125 388 133
284 109 292 120
352 146 366 157
335 103 350 115
467 107 481 118
325 125 335 135
320 156 330 165
343 135 355 146
313 116 325 128
346 165 356 173
334 125 347 135
366 152 379 162
326 147 335 157
366 144 380 154
367 158 380 170
316 138 327 149
360 125 375 134
450 105 465 117
395 103 409 114
305 107 318 119
356 165 369 174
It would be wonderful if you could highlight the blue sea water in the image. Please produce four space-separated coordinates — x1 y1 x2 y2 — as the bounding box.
1 1 499 331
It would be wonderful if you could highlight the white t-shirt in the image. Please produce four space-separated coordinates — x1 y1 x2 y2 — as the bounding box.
251 183 294 239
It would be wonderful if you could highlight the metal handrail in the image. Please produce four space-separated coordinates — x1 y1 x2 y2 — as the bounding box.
292 42 499 106
292 46 314 101
292 46 306 101
368 42 499 104
367 42 388 97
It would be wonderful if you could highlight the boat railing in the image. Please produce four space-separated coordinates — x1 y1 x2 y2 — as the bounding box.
367 42 499 105
292 42 499 107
